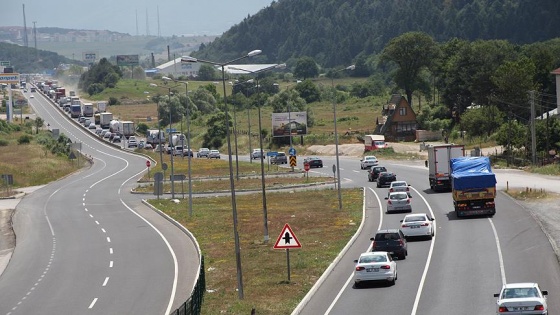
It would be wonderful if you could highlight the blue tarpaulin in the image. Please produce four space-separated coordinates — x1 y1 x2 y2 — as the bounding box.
450 157 496 190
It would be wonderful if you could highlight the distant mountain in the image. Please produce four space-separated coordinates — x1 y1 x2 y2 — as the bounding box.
192 0 560 68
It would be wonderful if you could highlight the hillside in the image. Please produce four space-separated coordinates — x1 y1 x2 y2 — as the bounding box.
192 0 560 68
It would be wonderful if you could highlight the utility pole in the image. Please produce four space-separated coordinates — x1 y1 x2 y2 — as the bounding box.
530 90 536 165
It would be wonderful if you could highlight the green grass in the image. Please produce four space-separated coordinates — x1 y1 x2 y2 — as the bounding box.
149 188 363 314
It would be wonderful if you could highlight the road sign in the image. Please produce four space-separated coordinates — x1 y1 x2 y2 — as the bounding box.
304 163 310 172
0 61 10 67
162 163 168 171
289 156 297 167
154 172 164 182
289 147 296 156
267 151 278 157
273 223 302 249
146 160 151 167
171 174 186 181
0 73 20 83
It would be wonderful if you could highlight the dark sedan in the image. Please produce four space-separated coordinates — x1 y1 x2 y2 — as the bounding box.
368 166 387 182
376 172 396 188
304 157 323 168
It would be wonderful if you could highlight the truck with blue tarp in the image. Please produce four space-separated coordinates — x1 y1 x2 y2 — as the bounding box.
450 156 497 217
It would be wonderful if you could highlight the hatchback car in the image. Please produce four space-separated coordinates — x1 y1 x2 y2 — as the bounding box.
271 152 287 165
353 251 397 287
303 157 323 168
368 166 387 182
494 283 548 314
385 192 412 214
128 136 138 148
370 229 407 260
197 148 210 158
251 148 263 159
208 149 221 159
360 155 379 169
376 172 397 188
400 213 434 239
112 135 121 143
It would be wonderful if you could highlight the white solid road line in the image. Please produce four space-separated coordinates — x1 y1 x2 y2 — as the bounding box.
488 218 507 285
409 186 437 315
324 187 383 315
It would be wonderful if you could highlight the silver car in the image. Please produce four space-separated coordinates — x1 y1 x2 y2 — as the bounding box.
208 149 220 159
385 191 412 213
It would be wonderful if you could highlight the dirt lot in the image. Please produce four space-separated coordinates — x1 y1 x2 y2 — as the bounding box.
307 142 430 157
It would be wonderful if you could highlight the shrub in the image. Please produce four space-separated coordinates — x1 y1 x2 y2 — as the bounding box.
18 134 32 144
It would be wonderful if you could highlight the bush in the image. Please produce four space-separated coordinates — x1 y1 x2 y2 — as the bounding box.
108 97 120 105
0 139 8 146
18 134 32 144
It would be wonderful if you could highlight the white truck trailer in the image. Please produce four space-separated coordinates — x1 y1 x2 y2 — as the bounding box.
426 144 465 192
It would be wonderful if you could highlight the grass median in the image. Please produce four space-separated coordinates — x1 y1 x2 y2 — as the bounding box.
148 188 364 314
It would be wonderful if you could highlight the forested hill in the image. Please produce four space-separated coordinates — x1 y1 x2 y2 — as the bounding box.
192 0 560 68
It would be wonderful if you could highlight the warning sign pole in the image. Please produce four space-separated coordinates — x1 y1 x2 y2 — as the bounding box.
273 223 301 283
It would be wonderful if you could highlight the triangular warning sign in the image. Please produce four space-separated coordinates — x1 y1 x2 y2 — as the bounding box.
273 223 302 249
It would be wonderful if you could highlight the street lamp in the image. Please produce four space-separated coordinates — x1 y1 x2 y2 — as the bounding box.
181 50 262 300
332 65 355 211
162 77 193 217
228 63 286 244
232 80 253 164
167 87 176 199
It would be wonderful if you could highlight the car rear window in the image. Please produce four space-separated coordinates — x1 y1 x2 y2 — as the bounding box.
389 193 408 200
360 255 387 263
375 233 400 241
404 215 426 222
392 182 406 187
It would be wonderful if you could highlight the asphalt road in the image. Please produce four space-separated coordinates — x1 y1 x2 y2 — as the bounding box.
292 156 560 314
0 90 199 314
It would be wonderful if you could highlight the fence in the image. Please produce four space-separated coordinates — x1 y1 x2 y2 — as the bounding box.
170 256 205 315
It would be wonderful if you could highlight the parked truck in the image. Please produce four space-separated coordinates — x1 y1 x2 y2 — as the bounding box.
364 135 387 151
121 121 135 138
450 156 496 217
99 112 113 129
426 144 465 192
146 129 165 145
82 102 94 117
97 101 107 113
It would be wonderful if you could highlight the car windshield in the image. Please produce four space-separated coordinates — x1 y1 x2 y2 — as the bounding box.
389 193 408 200
360 255 387 263
404 215 426 222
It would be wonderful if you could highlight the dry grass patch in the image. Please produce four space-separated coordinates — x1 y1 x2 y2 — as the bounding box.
505 187 555 201
150 188 363 314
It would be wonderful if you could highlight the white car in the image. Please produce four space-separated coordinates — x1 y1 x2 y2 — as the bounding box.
251 148 263 159
385 191 412 213
494 283 548 314
128 136 138 148
400 213 434 239
88 122 97 129
353 251 397 287
389 181 410 194
360 156 379 169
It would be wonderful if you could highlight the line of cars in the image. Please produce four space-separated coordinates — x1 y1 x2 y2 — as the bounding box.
354 158 435 288
357 156 549 314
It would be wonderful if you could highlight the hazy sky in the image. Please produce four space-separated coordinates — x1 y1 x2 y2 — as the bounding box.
3 0 272 36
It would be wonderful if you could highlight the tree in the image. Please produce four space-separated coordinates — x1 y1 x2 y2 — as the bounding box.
34 117 44 134
294 56 319 80
380 32 440 108
197 64 217 81
459 105 504 139
495 119 527 150
202 111 229 149
294 80 320 103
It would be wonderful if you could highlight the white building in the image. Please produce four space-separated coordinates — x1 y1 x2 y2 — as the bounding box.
149 57 201 78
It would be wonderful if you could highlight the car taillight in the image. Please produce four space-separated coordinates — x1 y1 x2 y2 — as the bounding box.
389 188 394 192
387 200 392 205
421 223 429 226
371 241 376 248
355 266 365 271
498 306 508 312
406 199 410 204
401 224 408 228
399 239 404 246
534 305 544 311
380 265 391 269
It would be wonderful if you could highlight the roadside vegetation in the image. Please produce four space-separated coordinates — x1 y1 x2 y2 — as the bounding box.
150 188 363 314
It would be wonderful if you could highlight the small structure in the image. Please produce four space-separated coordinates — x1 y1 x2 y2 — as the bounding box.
375 94 418 142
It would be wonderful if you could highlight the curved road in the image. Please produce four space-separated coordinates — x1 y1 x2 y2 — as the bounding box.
0 90 199 314
294 156 560 314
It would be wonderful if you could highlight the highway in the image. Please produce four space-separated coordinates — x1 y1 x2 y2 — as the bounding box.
293 156 560 314
0 90 199 314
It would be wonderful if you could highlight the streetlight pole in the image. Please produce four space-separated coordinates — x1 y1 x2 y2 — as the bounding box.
181 50 262 300
163 76 193 217
168 87 175 199
332 65 355 211
228 64 286 244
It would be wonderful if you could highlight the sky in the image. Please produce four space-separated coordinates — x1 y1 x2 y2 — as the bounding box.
3 0 273 36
